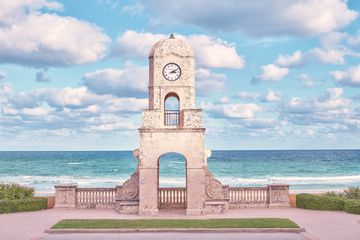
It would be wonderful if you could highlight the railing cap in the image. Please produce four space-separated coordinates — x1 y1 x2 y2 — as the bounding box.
54 184 77 188
267 184 289 187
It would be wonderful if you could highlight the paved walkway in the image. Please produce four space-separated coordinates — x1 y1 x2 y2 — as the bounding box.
0 208 359 240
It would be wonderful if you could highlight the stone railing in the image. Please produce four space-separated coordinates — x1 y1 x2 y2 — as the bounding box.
54 185 117 209
229 184 290 208
55 184 289 210
77 187 116 209
158 187 186 209
229 187 268 207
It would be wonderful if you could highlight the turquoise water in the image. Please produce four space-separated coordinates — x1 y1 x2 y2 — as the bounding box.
0 150 359 194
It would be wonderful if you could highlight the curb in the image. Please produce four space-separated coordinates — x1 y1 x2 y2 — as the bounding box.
45 227 306 234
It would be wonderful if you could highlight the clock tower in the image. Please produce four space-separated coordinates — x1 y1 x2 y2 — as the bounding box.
116 34 229 216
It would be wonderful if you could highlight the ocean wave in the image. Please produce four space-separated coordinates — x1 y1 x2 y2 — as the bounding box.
1 174 360 195
67 162 84 165
218 175 360 185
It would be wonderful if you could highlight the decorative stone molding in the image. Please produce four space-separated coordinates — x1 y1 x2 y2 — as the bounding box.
181 109 202 128
204 167 230 214
205 168 229 200
54 184 77 209
115 149 140 214
268 184 290 208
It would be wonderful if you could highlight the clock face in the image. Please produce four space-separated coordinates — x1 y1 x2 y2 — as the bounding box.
163 63 181 81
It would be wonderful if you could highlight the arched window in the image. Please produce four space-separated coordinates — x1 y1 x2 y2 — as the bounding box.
164 93 180 125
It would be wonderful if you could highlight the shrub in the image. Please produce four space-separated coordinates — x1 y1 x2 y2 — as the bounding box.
0 183 34 200
296 193 345 211
344 199 360 214
343 186 360 200
324 191 342 198
0 198 47 214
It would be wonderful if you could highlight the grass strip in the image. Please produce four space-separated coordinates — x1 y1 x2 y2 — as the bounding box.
52 218 299 229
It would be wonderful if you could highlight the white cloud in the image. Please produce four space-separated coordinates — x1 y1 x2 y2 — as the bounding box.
121 3 144 16
187 35 244 69
298 74 315 88
195 68 227 95
235 91 260 100
35 71 51 82
114 31 245 69
320 31 349 47
0 0 110 67
275 51 303 68
82 66 148 97
0 71 5 80
331 64 360 87
252 64 289 83
88 122 137 131
347 32 360 50
38 87 104 108
307 47 350 64
263 90 282 102
114 31 164 58
203 102 261 119
283 88 350 118
140 0 358 37
0 85 147 137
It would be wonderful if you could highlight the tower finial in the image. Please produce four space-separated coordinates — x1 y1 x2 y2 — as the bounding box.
169 33 175 39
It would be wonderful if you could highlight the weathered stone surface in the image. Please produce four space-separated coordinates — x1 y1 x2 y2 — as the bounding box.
204 201 229 214
54 185 77 209
268 184 290 208
115 200 139 214
115 149 140 214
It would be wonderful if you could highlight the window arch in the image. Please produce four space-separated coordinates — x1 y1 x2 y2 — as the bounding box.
164 93 180 126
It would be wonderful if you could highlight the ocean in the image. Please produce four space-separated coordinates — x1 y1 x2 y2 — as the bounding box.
0 150 359 195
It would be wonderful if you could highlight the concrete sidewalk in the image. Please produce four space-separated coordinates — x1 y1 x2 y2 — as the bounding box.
0 208 359 240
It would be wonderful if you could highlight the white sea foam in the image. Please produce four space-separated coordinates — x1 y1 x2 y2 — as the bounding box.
1 174 360 195
217 175 360 185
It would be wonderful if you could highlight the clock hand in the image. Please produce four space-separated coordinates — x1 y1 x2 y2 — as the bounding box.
170 69 179 74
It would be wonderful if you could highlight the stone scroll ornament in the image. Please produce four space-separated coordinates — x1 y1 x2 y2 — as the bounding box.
118 149 140 200
205 167 229 200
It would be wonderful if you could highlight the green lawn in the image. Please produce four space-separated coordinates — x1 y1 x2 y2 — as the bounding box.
52 218 299 229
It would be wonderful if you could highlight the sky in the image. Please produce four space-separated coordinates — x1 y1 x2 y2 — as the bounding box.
0 0 360 150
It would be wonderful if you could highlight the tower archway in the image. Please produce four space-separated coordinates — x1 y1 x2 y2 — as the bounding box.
164 93 180 126
157 152 187 209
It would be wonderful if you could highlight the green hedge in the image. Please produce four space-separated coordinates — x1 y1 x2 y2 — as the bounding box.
0 183 34 200
296 193 346 211
344 199 360 214
0 198 47 214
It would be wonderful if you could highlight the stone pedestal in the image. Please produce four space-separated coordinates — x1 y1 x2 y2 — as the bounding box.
268 184 290 207
54 184 77 209
138 168 159 216
186 168 206 216
115 200 139 214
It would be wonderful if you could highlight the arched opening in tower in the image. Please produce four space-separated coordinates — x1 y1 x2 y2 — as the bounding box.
157 152 186 209
164 93 180 126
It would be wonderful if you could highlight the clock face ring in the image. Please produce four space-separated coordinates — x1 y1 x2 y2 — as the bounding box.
163 63 181 81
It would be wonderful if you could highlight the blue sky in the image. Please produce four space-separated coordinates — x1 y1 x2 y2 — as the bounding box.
0 0 360 150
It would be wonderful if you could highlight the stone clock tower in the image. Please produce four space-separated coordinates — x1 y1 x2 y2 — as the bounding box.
116 34 229 216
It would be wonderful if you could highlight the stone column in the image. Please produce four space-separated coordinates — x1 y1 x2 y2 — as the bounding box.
138 168 159 216
268 184 290 208
54 184 77 209
186 168 206 215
